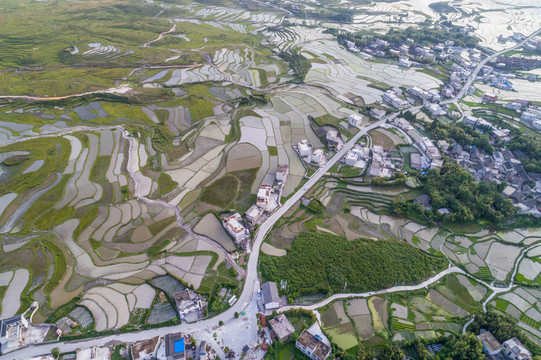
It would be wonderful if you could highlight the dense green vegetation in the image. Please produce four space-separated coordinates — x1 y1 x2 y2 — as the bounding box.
278 49 311 83
230 168 259 212
508 133 541 173
157 173 178 196
393 160 516 224
445 333 485 360
304 8 354 23
200 175 239 208
260 232 445 298
383 25 479 48
0 0 202 96
428 2 458 14
0 137 70 198
336 24 479 51
426 119 493 154
306 199 325 217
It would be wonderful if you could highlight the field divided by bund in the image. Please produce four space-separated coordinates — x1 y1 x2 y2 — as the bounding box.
0 123 244 332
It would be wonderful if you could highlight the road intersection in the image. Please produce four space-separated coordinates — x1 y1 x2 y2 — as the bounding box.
9 27 541 359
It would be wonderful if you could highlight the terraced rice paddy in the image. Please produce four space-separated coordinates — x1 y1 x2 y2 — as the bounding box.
1 0 540 346
301 39 442 105
320 301 359 350
346 299 374 339
0 124 233 329
0 269 30 318
227 143 262 172
193 214 236 252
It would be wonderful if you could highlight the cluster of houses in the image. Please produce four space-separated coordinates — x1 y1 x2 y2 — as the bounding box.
343 144 370 169
363 38 391 57
342 146 403 179
369 145 402 178
464 115 512 140
263 311 331 360
0 303 53 355
222 166 290 249
444 62 473 97
478 330 532 360
480 56 539 92
430 45 493 99
443 139 541 216
381 87 447 118
498 32 528 44
406 86 442 104
415 137 443 170
382 88 409 110
29 333 214 360
118 332 211 360
294 139 327 167
519 105 541 131
364 37 439 64
483 72 516 91
523 36 541 52
492 55 541 72
436 40 481 62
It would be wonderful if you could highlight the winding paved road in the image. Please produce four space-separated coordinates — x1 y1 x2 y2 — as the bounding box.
280 266 466 312
7 25 541 360
8 116 387 360
443 27 541 106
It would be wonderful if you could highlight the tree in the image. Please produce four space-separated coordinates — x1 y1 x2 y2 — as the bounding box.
449 334 484 360
219 320 224 326
307 199 325 216
356 345 375 360
260 232 444 297
378 344 404 360
234 312 239 318
51 347 60 359
393 158 516 225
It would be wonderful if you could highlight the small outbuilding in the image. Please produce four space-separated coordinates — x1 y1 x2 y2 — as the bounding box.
261 282 280 310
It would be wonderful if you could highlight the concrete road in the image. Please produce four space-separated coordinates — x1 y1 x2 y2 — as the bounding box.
280 266 466 312
443 27 541 105
8 117 386 359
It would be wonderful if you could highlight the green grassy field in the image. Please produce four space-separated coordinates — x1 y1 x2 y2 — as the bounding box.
0 0 205 96
200 175 239 208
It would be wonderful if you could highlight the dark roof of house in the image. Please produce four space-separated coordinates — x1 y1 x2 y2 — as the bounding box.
502 149 515 159
262 282 280 305
165 333 186 360
0 315 23 338
477 331 502 353
131 336 160 360
523 199 537 208
198 341 206 356
297 331 331 360
503 161 514 172
512 149 527 159
510 191 525 203
518 170 531 182
414 194 431 206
